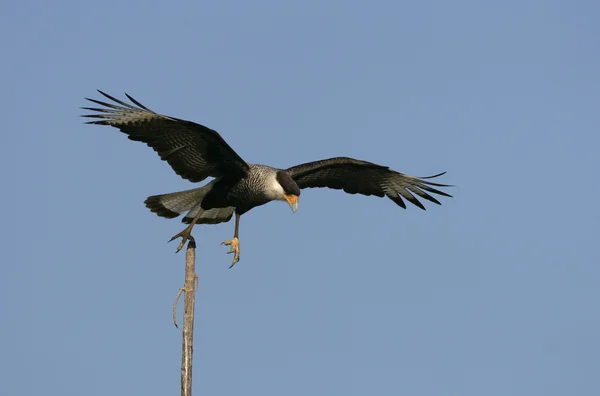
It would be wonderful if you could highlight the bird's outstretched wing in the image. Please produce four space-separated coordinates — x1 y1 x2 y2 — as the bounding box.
82 90 249 183
286 157 452 209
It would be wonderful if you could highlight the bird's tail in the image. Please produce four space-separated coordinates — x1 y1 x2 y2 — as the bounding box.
144 182 234 225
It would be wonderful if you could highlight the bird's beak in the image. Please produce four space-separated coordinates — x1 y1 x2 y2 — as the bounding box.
284 194 299 213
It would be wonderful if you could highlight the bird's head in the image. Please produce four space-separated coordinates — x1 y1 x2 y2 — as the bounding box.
276 171 300 213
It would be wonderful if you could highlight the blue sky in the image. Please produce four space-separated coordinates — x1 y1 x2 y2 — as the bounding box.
2 1 599 395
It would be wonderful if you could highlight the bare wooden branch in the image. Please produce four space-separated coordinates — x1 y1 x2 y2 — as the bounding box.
181 238 197 396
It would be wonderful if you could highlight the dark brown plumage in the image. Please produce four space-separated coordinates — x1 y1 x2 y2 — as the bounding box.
82 91 453 267
83 91 248 183
286 157 451 210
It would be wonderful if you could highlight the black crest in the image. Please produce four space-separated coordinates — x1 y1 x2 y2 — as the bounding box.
276 171 301 196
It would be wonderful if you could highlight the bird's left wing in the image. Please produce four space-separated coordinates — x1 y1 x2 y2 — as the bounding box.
82 90 249 183
286 157 452 209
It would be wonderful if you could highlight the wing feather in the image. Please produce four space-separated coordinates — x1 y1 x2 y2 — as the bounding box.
82 91 249 183
287 157 452 210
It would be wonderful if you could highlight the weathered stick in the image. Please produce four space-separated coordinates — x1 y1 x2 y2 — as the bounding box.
180 238 197 396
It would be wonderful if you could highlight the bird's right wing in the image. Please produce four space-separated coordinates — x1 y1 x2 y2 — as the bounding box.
82 90 249 183
286 157 452 210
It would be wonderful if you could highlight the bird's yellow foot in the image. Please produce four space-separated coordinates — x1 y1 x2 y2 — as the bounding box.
168 226 194 253
221 237 240 268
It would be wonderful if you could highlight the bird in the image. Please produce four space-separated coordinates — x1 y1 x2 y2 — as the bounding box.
82 90 453 268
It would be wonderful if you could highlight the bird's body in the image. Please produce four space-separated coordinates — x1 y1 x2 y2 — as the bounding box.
82 91 452 267
216 164 298 214
144 163 298 222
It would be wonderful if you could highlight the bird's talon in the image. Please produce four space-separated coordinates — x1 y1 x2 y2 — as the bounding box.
221 237 240 267
169 227 193 253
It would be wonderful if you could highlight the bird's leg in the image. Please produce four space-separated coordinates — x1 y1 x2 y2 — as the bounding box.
221 213 241 268
168 209 204 253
